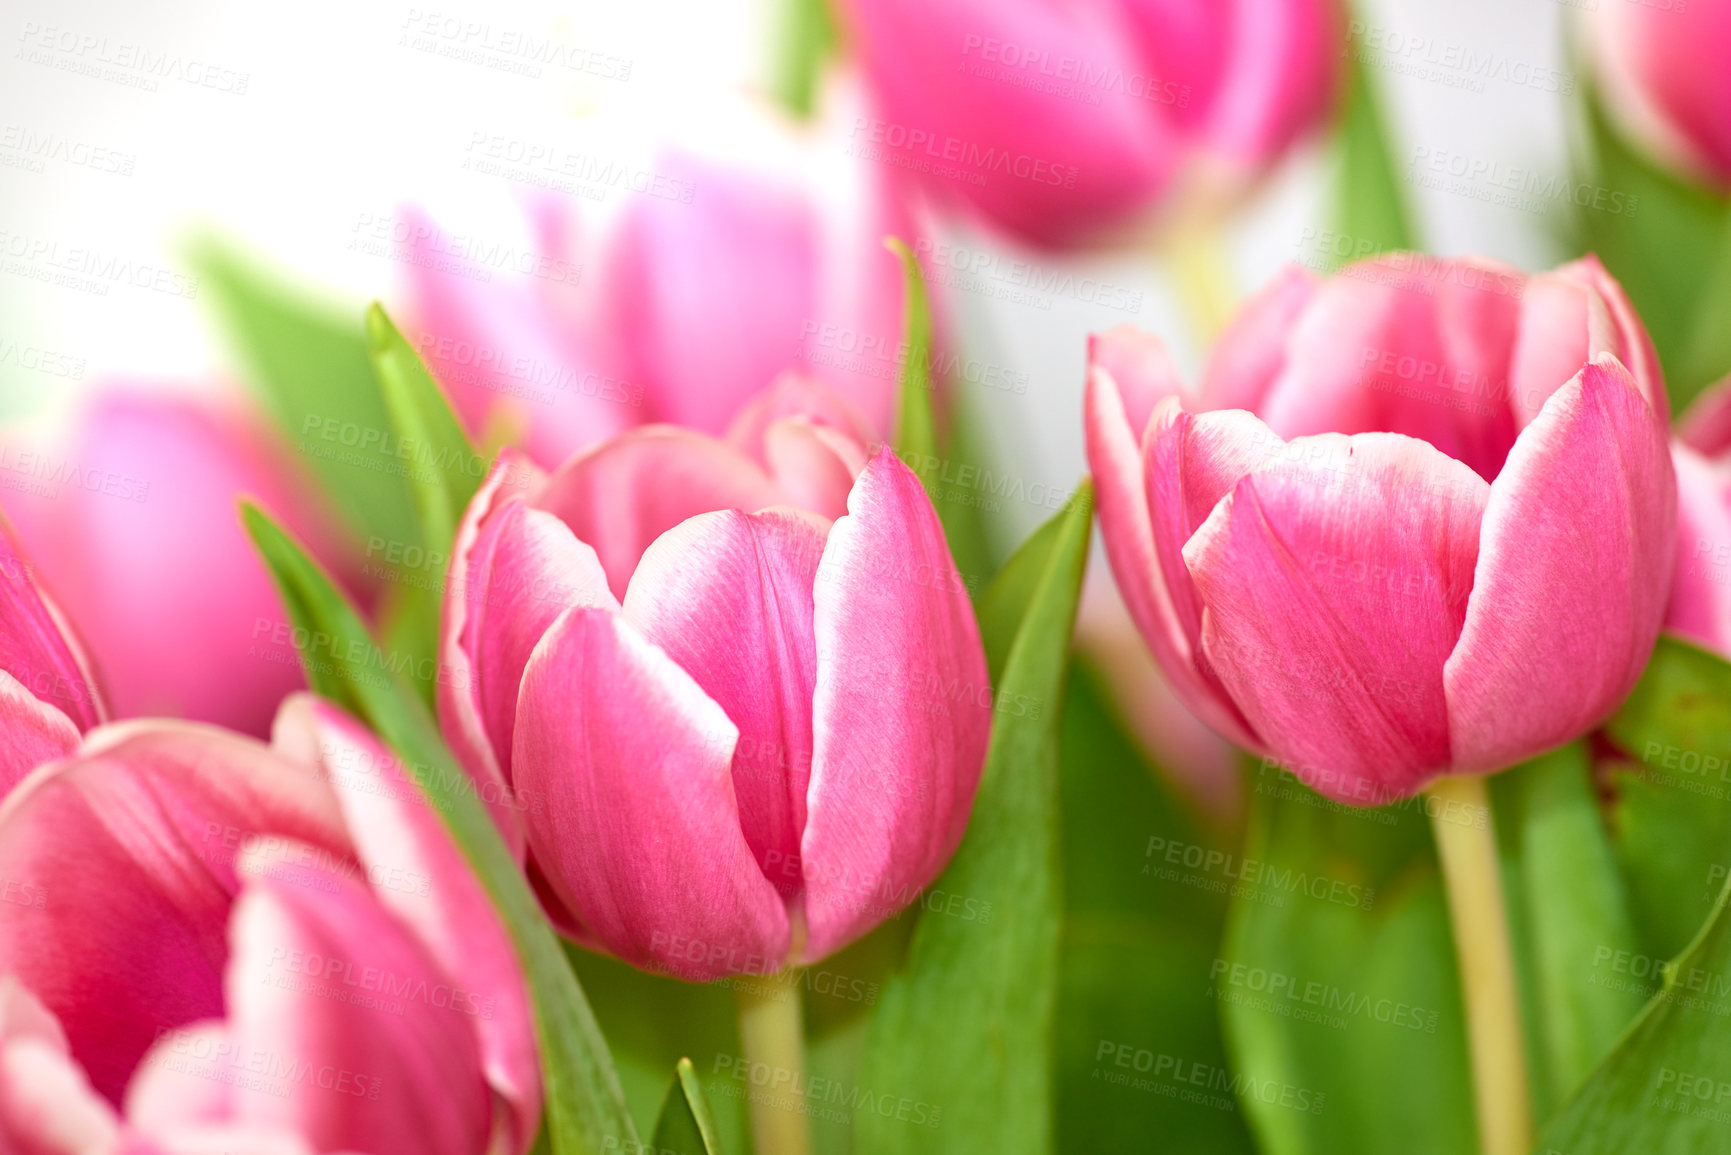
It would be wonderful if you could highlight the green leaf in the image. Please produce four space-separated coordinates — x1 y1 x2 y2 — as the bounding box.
190 237 419 547
1603 635 1731 962
1538 864 1731 1151
855 482 1094 1155
887 237 937 470
1217 776 1474 1155
365 302 485 558
652 1059 726 1155
1055 664 1255 1154
1332 21 1419 262
240 504 638 1155
1574 87 1731 410
1492 744 1646 1121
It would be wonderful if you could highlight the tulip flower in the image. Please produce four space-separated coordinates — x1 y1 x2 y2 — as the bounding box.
439 421 990 980
0 391 355 738
0 519 106 794
402 85 916 466
0 707 540 1155
1085 254 1676 804
831 0 1340 248
1591 0 1731 188
1665 376 1731 650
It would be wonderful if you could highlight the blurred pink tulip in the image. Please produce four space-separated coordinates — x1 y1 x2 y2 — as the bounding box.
1665 377 1731 650
832 0 1341 247
0 391 355 738
1085 254 1676 803
1592 0 1731 188
402 90 916 467
0 709 539 1155
0 519 106 795
440 420 989 979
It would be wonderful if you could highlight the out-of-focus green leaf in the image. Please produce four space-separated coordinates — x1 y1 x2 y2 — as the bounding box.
1331 23 1418 262
856 482 1093 1155
191 238 418 546
770 0 837 119
1492 745 1646 1123
1604 635 1731 962
1538 869 1731 1152
1055 664 1255 1155
1217 776 1474 1155
1575 89 1731 410
651 1059 725 1155
241 504 638 1155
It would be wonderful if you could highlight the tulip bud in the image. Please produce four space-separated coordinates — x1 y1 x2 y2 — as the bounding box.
1085 254 1676 802
440 422 990 979
1591 0 1731 188
832 0 1341 247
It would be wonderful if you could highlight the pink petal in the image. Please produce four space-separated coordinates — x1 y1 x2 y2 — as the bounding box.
0 670 81 798
605 151 819 435
1678 374 1731 455
533 427 784 598
511 608 789 979
1590 0 1731 187
1198 263 1317 412
1082 369 1259 749
1184 433 1490 802
1 393 349 737
1666 444 1731 652
801 451 991 960
832 0 1181 246
401 205 638 467
1256 255 1526 481
1510 257 1666 428
724 374 876 463
758 419 865 522
1088 327 1189 438
273 696 542 1153
1444 358 1677 773
439 452 544 854
0 723 350 1103
0 1037 119 1155
0 522 104 734
623 509 828 901
1196 0 1341 168
153 846 492 1155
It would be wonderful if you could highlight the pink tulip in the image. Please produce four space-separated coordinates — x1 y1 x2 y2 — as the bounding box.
1665 377 1731 650
1085 254 1676 803
402 89 915 466
0 391 355 738
439 420 990 979
832 0 1341 247
1592 0 1731 188
0 707 540 1155
0 518 107 795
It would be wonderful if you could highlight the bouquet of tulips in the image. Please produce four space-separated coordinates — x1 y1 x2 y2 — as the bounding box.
6 0 1731 1152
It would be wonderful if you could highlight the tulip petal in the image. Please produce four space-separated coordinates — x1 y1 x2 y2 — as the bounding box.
758 419 867 522
0 669 80 797
1444 358 1677 773
801 452 992 960
0 1036 119 1155
724 375 875 469
533 428 785 598
1184 433 1489 801
1200 0 1341 166
0 524 104 733
1666 444 1731 651
624 509 827 900
1198 264 1316 412
156 848 492 1155
512 607 789 979
1089 326 1188 437
439 452 543 853
275 696 541 1153
0 723 350 1103
1256 255 1525 480
1083 368 1260 749
1678 374 1731 456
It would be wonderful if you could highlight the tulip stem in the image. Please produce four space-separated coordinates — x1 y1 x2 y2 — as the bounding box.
1427 774 1530 1155
736 969 812 1155
1168 214 1236 345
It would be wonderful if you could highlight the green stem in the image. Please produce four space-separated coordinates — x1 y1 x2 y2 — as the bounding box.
735 969 812 1155
1428 774 1531 1155
1167 210 1237 348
